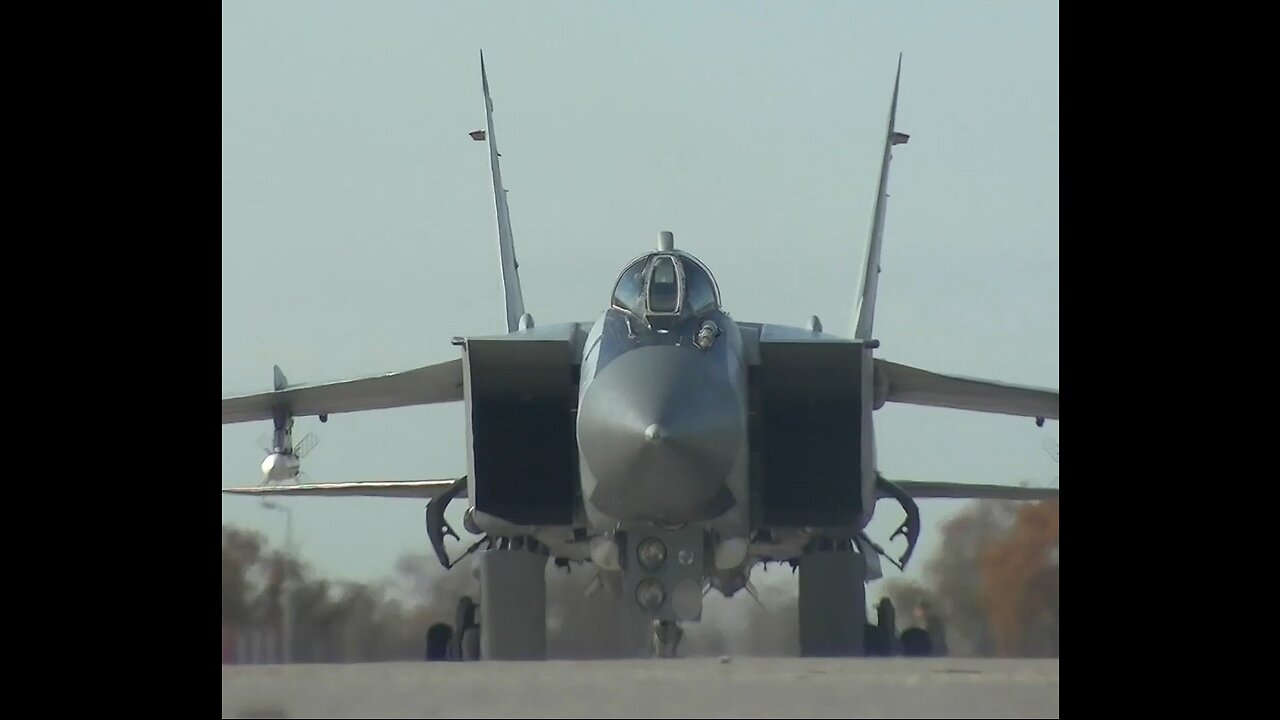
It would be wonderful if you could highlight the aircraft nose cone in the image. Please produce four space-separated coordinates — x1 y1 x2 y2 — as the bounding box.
578 345 745 523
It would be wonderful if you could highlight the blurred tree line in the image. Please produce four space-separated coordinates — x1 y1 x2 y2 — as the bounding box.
881 498 1059 658
222 525 465 663
223 492 1057 662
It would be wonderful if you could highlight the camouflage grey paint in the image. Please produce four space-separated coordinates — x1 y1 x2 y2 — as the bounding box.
577 304 748 534
570 249 752 623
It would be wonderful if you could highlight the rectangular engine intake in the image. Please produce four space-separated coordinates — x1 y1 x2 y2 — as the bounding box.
461 325 585 527
752 337 869 529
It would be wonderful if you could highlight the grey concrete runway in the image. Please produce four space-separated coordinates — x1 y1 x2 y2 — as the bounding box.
222 657 1058 718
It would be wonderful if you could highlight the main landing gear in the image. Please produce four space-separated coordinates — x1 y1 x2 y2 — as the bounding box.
798 537 867 657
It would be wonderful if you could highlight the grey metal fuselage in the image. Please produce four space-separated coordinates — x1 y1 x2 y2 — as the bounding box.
459 245 879 623
571 248 751 622
576 306 749 536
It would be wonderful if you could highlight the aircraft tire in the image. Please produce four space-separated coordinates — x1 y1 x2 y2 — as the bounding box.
450 596 479 661
425 622 453 661
899 627 933 657
797 543 867 657
864 622 891 656
460 626 481 660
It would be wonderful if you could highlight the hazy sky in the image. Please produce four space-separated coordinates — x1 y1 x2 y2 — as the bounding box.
222 0 1059 596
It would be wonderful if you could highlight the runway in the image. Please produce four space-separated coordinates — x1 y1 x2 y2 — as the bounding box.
222 657 1059 718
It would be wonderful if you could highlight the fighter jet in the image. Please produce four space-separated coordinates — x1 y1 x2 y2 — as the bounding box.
221 53 1059 660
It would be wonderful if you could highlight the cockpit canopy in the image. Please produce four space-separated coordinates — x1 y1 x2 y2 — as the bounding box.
610 251 721 325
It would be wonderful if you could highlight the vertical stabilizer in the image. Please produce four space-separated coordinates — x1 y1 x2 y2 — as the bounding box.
478 51 527 333
853 55 909 340
272 364 289 391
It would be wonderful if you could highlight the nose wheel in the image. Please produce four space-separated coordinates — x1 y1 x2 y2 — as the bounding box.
650 620 683 658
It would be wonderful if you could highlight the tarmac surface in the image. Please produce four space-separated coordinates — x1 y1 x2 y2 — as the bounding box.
222 656 1059 718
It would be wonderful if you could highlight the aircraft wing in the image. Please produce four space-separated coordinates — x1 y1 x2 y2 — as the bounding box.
881 479 1058 501
221 359 464 425
222 479 465 499
877 359 1059 421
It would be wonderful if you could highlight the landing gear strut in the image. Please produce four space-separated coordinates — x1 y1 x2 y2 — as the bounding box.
650 619 683 658
477 535 549 660
798 538 867 657
451 596 481 661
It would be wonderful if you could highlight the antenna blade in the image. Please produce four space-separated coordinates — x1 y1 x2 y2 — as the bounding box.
294 433 319 458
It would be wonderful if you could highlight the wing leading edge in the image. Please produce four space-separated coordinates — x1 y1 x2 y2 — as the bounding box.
876 358 1058 421
221 358 463 425
222 479 464 499
881 479 1057 502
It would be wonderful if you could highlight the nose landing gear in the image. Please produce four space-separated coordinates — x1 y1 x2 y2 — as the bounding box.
650 619 684 658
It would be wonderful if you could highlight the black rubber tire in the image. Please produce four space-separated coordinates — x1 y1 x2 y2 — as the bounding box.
425 623 453 661
900 627 933 657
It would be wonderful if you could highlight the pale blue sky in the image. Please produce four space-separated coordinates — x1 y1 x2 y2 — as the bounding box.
222 0 1059 595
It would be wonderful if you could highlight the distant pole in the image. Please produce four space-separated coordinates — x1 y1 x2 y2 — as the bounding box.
261 500 294 664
